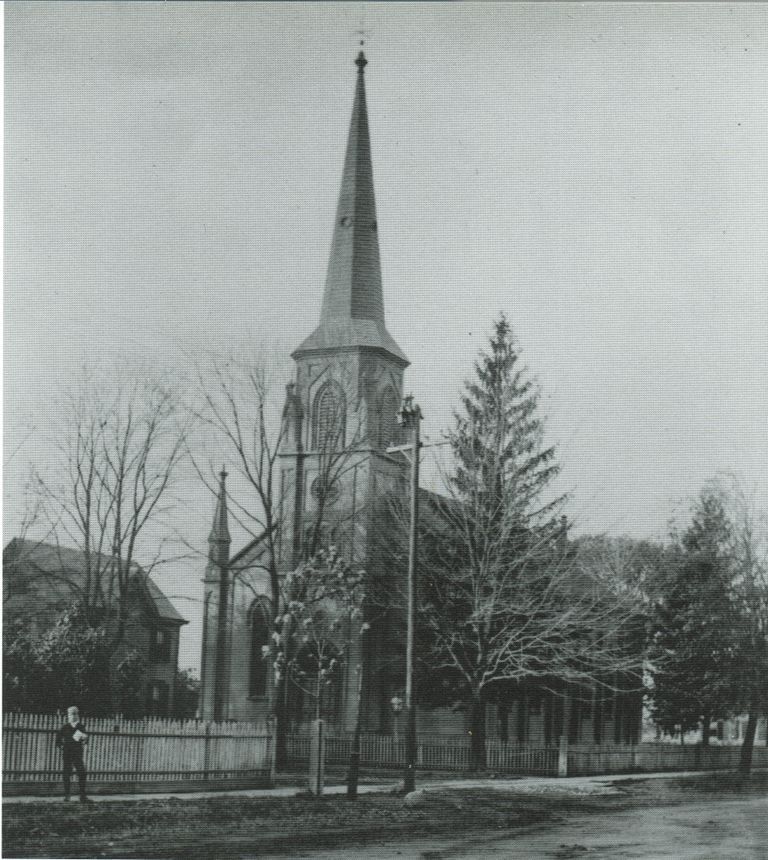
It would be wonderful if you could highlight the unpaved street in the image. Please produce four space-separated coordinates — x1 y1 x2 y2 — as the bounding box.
285 796 768 859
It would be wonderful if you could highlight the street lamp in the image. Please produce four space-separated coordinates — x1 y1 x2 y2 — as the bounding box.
397 395 422 793
390 694 404 744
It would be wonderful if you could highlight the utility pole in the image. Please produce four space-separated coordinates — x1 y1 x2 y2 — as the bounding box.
398 395 422 793
209 467 231 724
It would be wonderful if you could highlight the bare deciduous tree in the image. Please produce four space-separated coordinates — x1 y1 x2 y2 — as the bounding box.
410 495 644 767
34 363 190 653
189 348 372 764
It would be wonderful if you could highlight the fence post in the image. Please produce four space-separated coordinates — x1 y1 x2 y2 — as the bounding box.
267 717 277 788
203 722 211 782
308 719 325 796
134 722 145 781
558 735 569 777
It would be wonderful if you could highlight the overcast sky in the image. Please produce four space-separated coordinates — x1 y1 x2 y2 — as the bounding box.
5 2 767 671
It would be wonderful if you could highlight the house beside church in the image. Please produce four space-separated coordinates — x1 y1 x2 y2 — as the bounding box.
3 538 187 716
198 51 642 746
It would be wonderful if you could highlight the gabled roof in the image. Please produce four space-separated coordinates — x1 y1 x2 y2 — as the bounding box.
228 529 271 572
3 538 187 625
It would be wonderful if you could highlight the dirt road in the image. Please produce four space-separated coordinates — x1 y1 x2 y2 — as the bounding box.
282 796 768 859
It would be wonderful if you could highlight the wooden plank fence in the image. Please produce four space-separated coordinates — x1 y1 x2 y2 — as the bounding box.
568 742 768 776
288 733 767 778
288 734 558 775
3 713 274 792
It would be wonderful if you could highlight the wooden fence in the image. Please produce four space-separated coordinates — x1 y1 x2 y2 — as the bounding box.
7 713 764 794
288 733 768 778
568 742 768 776
3 712 274 794
288 734 558 775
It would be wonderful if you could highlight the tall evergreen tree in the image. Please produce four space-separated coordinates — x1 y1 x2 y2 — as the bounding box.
716 475 768 772
415 316 641 768
452 315 561 525
648 487 742 743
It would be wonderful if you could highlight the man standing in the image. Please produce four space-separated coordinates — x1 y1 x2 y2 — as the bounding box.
56 706 89 802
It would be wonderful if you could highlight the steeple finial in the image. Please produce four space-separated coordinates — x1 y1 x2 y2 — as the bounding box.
355 50 367 73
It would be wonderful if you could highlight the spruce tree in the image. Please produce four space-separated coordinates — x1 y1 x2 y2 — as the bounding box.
417 316 641 768
649 487 742 743
452 313 563 539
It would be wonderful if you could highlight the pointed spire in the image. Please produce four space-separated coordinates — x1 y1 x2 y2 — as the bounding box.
209 467 231 546
293 51 408 366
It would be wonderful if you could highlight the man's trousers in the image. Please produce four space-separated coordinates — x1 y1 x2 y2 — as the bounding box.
62 747 86 800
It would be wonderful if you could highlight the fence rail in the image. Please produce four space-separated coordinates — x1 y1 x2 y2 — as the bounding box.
287 734 560 775
3 712 273 789
288 732 768 777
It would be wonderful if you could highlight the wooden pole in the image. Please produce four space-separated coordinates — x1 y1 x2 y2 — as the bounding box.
403 399 421 794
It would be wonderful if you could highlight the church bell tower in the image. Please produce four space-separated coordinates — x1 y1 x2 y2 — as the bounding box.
278 51 409 577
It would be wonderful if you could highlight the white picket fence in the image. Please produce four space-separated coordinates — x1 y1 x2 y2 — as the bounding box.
7 714 764 790
288 733 768 777
3 712 274 788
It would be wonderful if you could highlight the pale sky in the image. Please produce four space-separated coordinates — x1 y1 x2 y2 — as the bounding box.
5 2 767 671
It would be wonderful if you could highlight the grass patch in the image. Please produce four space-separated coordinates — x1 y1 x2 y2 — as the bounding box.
3 791 557 858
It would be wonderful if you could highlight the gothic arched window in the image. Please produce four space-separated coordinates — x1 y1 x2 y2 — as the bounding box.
378 387 399 449
312 382 346 451
249 597 271 698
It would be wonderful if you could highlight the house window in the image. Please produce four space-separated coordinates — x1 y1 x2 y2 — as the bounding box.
249 598 271 698
312 382 345 450
378 387 399 449
151 628 171 663
147 681 169 716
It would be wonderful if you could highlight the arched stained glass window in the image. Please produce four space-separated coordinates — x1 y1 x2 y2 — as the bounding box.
378 387 399 449
312 382 346 450
249 598 271 698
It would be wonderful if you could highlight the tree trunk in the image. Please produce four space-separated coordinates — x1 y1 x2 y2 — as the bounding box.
346 661 364 799
469 695 487 771
739 712 758 775
273 675 288 770
701 712 710 747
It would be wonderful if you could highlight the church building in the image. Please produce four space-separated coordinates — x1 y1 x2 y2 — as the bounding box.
199 50 410 733
198 51 642 747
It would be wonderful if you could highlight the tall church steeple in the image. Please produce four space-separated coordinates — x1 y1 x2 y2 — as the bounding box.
278 48 409 576
293 51 408 367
